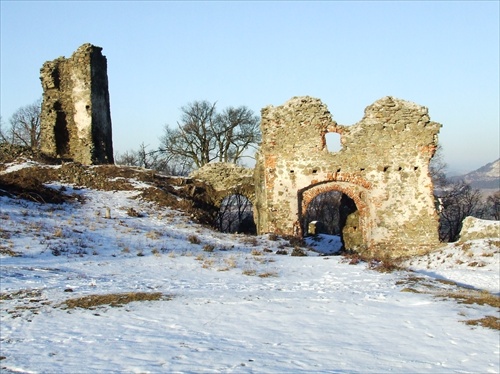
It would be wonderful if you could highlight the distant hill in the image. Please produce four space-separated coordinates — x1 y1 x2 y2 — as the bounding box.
451 159 500 190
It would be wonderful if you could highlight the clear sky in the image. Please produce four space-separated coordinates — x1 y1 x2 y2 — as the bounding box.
1 1 498 174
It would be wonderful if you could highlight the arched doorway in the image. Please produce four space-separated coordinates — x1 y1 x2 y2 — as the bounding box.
299 182 368 253
215 194 256 234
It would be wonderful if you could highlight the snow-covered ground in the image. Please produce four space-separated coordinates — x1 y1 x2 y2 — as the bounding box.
1 168 499 373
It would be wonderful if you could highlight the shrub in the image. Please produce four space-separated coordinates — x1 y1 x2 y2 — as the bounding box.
268 233 279 241
203 244 215 252
242 236 259 246
53 228 64 238
146 230 161 240
188 235 201 244
258 271 278 278
126 207 143 217
291 247 307 257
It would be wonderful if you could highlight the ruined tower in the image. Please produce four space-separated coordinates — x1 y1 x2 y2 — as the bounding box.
39 43 114 165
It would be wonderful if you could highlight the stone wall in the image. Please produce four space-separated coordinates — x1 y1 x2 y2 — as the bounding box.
190 162 255 206
459 217 500 242
254 96 442 257
39 43 114 165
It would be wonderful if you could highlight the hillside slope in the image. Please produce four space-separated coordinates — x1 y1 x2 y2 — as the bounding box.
1 158 499 373
452 158 500 190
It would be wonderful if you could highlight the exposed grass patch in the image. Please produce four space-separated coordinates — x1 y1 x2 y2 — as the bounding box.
460 242 472 251
400 287 421 293
258 271 278 278
341 251 404 272
397 274 500 330
59 292 169 310
487 239 500 249
203 244 215 252
291 247 307 257
202 258 215 269
241 236 259 246
268 233 279 241
188 235 201 244
464 316 500 330
0 247 21 257
146 230 161 240
438 290 500 309
0 289 43 301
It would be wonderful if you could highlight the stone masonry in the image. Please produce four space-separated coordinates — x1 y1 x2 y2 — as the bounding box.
39 43 114 165
253 96 442 257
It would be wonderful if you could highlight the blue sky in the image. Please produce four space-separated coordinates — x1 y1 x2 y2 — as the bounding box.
1 1 498 174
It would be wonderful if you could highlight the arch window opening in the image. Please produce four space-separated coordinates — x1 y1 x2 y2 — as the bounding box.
303 191 358 254
216 194 256 234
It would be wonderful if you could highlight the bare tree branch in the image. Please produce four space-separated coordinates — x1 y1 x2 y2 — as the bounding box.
159 101 260 171
7 99 42 149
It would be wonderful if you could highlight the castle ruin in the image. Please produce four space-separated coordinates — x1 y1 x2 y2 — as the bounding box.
39 43 114 165
196 96 442 257
38 44 442 257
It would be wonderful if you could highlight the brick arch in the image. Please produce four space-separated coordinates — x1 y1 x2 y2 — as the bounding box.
298 180 370 241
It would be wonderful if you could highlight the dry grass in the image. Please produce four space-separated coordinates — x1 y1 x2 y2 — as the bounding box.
0 289 43 301
291 247 307 257
460 242 472 251
146 230 161 240
268 233 279 241
53 227 64 238
203 244 215 252
487 239 500 249
201 258 215 269
341 251 404 272
241 236 259 246
242 268 257 276
464 316 500 330
438 290 500 309
0 246 21 257
258 271 278 278
398 276 500 331
59 292 169 310
188 235 201 244
224 256 238 269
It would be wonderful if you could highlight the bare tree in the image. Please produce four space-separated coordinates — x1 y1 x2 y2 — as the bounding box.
304 191 343 235
437 180 485 242
0 115 7 143
115 143 190 176
6 99 42 149
213 106 260 163
216 193 255 234
429 144 447 189
485 191 500 220
159 101 260 171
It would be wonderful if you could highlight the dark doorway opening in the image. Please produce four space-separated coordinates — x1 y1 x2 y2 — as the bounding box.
216 194 256 234
53 102 70 158
303 191 358 250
